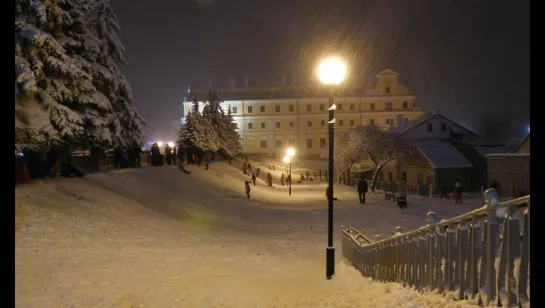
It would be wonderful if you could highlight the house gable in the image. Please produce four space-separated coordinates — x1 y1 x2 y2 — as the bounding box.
515 133 530 153
391 114 479 141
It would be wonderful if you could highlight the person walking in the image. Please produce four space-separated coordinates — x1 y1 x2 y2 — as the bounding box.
357 177 369 204
245 179 251 199
453 181 463 204
251 172 257 186
397 177 408 209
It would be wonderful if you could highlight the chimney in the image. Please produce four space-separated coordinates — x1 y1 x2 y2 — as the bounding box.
281 75 286 86
244 76 249 87
432 109 438 115
208 78 212 89
230 77 235 88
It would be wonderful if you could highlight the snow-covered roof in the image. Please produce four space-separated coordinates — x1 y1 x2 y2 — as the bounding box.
485 153 530 158
185 86 366 101
389 113 479 138
415 140 473 168
472 145 511 156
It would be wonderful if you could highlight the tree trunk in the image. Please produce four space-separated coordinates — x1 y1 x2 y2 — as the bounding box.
370 158 395 191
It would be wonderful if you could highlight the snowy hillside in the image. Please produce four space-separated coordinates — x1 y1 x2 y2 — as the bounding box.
16 163 485 307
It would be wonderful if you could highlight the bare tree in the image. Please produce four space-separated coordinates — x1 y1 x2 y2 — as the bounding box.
322 125 413 187
474 114 515 144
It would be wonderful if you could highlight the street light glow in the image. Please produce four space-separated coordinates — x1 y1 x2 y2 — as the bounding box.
317 57 346 85
286 147 295 157
283 156 290 164
157 141 163 147
168 142 175 147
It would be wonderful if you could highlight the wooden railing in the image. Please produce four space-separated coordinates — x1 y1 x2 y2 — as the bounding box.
341 191 530 307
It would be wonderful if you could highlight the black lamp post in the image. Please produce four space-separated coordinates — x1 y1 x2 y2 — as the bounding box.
326 101 336 280
317 56 346 280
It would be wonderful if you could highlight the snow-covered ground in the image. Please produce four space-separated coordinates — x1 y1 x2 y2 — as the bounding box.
16 162 487 307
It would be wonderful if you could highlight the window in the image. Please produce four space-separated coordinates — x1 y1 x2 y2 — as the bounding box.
275 140 282 148
385 102 392 111
349 103 355 110
261 122 266 129
275 105 280 112
306 104 312 112
349 119 355 126
338 104 343 110
289 105 294 112
289 121 294 128
248 106 253 113
320 104 325 111
370 103 375 111
276 121 280 129
427 123 433 132
232 107 238 114
307 120 312 127
441 123 447 131
248 122 253 129
320 138 326 148
260 140 267 148
307 138 313 149
402 102 408 109
320 120 326 126
339 120 344 126
404 118 408 123
385 86 390 94
386 118 394 126
369 119 375 126
260 105 265 112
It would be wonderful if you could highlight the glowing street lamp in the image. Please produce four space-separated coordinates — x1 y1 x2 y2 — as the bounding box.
157 141 164 147
318 57 346 280
286 148 295 195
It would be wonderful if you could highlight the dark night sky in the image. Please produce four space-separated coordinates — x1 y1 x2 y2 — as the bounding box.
113 0 529 141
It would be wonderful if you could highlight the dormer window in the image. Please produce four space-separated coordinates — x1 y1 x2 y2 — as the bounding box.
427 123 433 132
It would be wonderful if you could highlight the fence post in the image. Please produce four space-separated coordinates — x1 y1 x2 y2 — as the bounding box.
429 184 433 197
517 204 529 306
497 204 521 306
468 215 481 299
445 222 456 292
483 189 500 306
427 211 438 291
457 219 469 300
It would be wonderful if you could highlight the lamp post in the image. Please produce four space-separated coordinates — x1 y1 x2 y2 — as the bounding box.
286 147 295 196
283 156 291 194
318 57 346 280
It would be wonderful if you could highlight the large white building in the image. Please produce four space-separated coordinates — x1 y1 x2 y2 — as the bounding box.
182 69 425 158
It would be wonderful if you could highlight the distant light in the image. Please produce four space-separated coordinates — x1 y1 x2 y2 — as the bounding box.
17 152 24 157
286 147 295 157
283 156 291 164
157 141 163 147
317 57 346 85
168 142 175 147
527 125 530 133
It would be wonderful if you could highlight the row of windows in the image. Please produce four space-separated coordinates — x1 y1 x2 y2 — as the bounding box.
231 101 411 114
246 117 409 129
258 138 328 149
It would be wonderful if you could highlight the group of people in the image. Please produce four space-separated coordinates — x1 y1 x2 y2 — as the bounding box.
150 143 178 167
438 181 463 204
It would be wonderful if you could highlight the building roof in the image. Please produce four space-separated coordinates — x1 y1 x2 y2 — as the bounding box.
185 86 366 101
472 145 512 156
414 140 473 169
485 153 530 158
388 113 479 137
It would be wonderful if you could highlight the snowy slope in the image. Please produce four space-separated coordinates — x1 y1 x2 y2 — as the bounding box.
16 163 485 307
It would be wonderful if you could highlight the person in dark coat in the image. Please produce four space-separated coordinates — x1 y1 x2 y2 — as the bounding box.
133 141 142 167
357 178 369 204
172 146 177 165
150 143 160 166
90 146 105 172
177 147 184 164
453 181 463 204
164 144 173 165
251 172 257 185
245 179 251 199
439 183 449 199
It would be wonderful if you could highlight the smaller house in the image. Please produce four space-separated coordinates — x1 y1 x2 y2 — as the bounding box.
485 133 530 197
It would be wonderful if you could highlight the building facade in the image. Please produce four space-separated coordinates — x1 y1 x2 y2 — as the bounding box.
182 69 425 158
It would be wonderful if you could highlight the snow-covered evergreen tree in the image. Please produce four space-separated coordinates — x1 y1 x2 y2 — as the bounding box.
15 0 145 151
